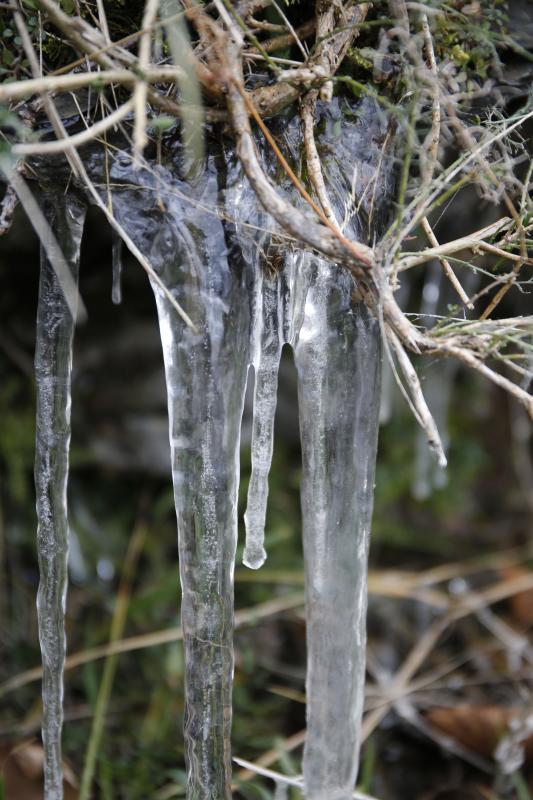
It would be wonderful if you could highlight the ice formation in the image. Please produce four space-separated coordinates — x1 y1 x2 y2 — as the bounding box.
33 96 393 799
111 231 123 305
34 195 86 800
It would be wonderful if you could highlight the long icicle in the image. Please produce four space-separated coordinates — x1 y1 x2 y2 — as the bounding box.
294 260 381 800
34 193 86 800
106 154 252 797
291 96 393 799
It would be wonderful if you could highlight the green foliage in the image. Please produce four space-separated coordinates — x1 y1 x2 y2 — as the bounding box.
0 379 35 503
434 1 508 78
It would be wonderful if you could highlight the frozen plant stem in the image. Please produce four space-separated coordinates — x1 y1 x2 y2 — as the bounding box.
34 194 86 800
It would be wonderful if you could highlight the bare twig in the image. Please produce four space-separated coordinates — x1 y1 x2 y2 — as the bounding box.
12 98 135 155
134 0 160 162
420 216 473 307
0 66 186 102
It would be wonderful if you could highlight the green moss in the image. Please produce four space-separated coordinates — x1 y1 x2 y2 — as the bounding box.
434 1 508 79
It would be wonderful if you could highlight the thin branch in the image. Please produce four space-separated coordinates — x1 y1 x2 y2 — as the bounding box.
0 66 186 102
420 216 472 307
12 98 135 155
134 0 160 162
387 326 447 466
301 90 340 227
399 217 513 269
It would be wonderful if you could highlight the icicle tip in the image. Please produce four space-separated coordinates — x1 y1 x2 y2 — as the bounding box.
243 547 267 570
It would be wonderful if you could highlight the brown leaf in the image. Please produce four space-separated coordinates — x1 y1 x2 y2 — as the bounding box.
500 566 533 626
425 705 533 761
1 740 78 800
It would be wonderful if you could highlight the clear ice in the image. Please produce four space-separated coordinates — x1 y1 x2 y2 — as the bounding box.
111 230 123 305
34 194 86 800
31 95 393 799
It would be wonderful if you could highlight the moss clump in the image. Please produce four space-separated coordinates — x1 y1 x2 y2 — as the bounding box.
433 0 508 78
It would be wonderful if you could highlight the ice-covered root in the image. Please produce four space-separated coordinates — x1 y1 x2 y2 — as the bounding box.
294 261 381 800
244 277 283 570
34 194 86 800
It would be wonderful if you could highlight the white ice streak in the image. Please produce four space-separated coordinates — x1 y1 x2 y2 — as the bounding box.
111 230 123 305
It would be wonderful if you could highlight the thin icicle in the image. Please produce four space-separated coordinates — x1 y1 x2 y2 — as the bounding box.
223 159 284 571
34 194 86 800
244 274 283 569
274 781 289 800
111 230 123 305
412 264 480 498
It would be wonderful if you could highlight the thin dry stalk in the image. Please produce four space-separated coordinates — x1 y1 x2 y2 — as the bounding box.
134 0 160 162
420 216 473 307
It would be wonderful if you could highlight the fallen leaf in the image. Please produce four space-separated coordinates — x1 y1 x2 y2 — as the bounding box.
425 705 533 761
500 566 533 626
1 740 78 800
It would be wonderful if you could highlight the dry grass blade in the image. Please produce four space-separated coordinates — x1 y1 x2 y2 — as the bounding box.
233 756 382 798
0 594 305 697
386 326 447 467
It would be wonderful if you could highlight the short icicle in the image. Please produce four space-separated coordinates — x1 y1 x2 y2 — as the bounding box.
244 273 283 569
111 230 123 305
34 194 86 800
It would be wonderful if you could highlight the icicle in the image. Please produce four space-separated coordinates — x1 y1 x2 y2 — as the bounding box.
274 781 289 800
289 97 391 800
111 230 123 305
244 274 283 569
412 264 479 499
34 194 86 800
294 260 381 800
108 155 253 798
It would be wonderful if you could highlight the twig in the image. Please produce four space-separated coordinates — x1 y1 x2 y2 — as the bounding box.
0 66 186 102
270 0 308 58
399 217 512 269
386 326 447 466
419 11 440 190
12 98 135 155
420 216 472 307
134 0 160 162
301 90 340 227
